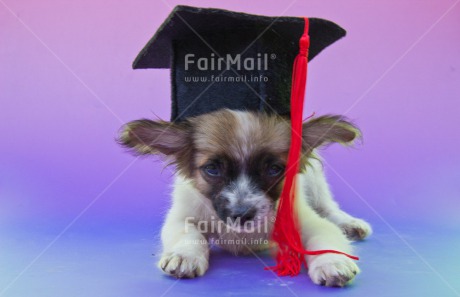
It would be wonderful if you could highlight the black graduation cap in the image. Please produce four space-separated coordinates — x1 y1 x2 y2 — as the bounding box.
133 5 346 122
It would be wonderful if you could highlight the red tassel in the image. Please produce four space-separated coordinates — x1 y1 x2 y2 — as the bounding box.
265 17 358 277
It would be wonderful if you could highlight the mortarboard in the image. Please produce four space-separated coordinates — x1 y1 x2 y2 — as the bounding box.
133 5 346 122
133 5 358 277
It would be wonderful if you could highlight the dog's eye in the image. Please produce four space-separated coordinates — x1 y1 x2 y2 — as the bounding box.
267 164 284 177
204 164 220 177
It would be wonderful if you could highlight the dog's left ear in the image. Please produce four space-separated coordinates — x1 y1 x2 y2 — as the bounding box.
302 115 361 151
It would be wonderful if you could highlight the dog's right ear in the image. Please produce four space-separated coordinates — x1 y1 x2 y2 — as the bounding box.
118 119 191 156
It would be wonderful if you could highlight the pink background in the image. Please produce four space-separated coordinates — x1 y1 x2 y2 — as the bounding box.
1 0 459 227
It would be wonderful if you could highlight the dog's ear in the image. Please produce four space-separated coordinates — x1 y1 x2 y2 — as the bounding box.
302 115 361 151
118 119 191 156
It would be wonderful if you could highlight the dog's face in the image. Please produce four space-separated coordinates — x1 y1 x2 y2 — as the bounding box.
119 109 359 226
186 111 292 226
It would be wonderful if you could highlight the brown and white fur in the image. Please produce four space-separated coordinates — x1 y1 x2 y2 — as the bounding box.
119 109 372 287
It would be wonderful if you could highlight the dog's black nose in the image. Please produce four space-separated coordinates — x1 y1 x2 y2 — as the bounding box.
230 207 256 225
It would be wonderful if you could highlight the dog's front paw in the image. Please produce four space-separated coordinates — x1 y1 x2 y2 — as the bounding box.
339 218 372 241
308 254 360 287
158 252 209 278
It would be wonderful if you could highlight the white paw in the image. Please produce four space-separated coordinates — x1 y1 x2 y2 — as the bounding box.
339 218 372 241
158 252 209 278
308 254 360 287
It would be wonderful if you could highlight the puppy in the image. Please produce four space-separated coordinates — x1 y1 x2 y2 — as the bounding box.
119 109 372 287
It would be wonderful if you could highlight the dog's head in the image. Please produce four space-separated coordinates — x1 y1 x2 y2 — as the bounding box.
119 109 359 226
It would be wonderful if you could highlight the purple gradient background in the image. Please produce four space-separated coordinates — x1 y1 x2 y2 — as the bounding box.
1 1 460 296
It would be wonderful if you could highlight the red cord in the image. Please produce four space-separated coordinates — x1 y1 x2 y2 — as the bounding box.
265 17 359 277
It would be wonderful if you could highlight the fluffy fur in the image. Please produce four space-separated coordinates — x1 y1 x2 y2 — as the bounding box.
119 109 372 286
